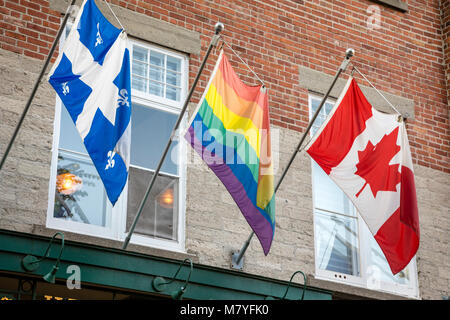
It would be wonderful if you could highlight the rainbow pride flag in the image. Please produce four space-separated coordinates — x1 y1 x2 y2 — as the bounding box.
184 50 275 255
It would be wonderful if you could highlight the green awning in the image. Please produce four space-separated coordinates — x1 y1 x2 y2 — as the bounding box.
0 229 331 300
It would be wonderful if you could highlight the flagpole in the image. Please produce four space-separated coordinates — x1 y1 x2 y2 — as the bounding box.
0 0 77 172
122 23 224 250
231 48 355 269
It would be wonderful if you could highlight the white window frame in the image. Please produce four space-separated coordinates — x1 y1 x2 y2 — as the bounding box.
308 93 419 299
46 30 188 253
122 38 188 252
131 42 186 113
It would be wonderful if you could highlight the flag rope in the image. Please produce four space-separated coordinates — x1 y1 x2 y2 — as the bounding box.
351 65 402 117
103 0 126 31
220 36 266 87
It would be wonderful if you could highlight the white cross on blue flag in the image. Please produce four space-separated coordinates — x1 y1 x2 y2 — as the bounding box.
48 0 131 206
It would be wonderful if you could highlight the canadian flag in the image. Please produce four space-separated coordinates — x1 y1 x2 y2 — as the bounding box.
306 77 420 275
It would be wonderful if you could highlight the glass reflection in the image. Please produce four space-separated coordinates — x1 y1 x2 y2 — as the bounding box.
127 167 178 241
167 55 181 72
315 210 360 276
54 151 110 227
133 45 148 62
130 104 178 175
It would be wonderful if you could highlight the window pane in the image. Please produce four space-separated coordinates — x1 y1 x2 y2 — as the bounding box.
130 104 178 175
149 67 163 82
311 98 334 118
150 51 164 68
133 45 148 62
149 81 163 97
311 99 332 135
315 210 360 276
166 85 180 101
132 76 146 92
325 101 334 115
59 105 87 154
166 71 181 87
312 161 356 216
311 97 320 114
132 45 185 104
126 168 178 241
54 151 111 227
167 55 181 72
132 60 147 78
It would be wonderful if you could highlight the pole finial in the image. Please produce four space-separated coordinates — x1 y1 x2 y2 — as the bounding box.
346 48 355 59
215 22 224 34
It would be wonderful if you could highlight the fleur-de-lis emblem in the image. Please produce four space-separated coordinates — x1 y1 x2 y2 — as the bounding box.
105 150 116 170
117 89 130 107
62 82 69 95
95 22 103 47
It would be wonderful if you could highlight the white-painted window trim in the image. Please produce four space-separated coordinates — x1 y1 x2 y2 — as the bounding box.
308 93 419 299
130 39 188 111
46 26 188 253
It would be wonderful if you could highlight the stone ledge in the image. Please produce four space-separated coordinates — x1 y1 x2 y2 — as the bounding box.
370 0 408 12
49 0 201 55
298 65 415 119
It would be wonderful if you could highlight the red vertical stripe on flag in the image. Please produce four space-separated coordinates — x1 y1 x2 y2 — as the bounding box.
307 79 373 174
374 166 420 275
400 166 420 236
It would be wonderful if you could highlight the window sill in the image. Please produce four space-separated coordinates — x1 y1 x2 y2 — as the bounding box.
309 273 419 300
299 66 415 119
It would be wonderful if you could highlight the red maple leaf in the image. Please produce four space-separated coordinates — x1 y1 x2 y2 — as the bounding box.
355 127 401 198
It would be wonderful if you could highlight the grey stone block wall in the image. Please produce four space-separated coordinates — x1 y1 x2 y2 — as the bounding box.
0 48 54 234
414 166 450 299
0 48 449 300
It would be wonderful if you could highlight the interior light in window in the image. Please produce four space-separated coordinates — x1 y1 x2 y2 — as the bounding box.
158 187 174 209
56 171 83 195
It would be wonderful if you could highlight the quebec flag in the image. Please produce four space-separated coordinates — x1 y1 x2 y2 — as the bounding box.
48 0 131 206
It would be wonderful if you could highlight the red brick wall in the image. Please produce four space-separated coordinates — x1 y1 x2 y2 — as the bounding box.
0 0 449 173
0 0 60 60
442 0 450 122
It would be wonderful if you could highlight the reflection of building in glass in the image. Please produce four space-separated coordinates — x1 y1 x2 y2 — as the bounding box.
56 172 82 195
